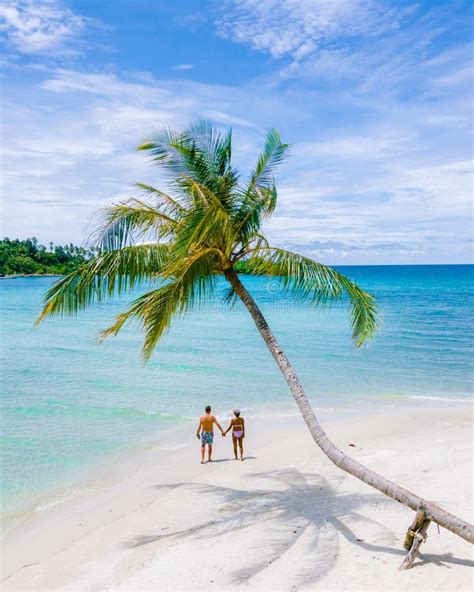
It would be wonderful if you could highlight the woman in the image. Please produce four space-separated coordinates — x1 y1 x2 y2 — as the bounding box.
224 409 245 461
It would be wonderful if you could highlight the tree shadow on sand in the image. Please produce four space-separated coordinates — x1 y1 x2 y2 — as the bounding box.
125 469 473 587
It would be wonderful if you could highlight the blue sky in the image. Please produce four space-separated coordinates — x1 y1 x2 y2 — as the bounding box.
1 0 472 264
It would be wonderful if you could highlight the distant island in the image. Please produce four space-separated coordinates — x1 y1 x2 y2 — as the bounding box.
0 237 260 277
0 238 95 277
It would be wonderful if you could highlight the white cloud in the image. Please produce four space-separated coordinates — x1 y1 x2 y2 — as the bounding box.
214 0 472 109
0 67 279 245
255 97 473 263
216 0 400 59
202 109 260 129
39 68 172 99
174 12 206 32
0 0 90 55
172 64 194 71
1 52 472 264
295 131 418 160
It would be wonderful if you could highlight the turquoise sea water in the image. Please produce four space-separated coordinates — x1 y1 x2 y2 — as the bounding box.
1 265 473 517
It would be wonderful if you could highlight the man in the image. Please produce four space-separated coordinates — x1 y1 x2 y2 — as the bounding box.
196 405 225 464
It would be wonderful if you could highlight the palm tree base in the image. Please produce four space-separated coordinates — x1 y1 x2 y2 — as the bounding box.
399 510 432 570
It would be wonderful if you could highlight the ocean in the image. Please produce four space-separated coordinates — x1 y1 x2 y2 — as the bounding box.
1 265 473 520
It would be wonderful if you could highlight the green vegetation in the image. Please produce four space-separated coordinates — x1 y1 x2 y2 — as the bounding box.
0 237 265 278
233 257 279 275
0 237 94 276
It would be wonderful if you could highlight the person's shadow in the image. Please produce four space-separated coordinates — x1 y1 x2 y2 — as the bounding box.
204 456 258 463
125 468 473 587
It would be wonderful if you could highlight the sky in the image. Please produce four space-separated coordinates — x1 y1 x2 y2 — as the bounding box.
0 0 472 264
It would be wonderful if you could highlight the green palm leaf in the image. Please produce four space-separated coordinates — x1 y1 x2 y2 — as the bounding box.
248 129 289 192
138 122 238 206
35 244 170 324
100 248 220 360
134 183 188 214
92 198 179 251
233 129 288 243
242 247 379 346
233 185 277 246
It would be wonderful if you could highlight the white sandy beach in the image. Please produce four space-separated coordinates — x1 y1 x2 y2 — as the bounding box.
1 405 473 592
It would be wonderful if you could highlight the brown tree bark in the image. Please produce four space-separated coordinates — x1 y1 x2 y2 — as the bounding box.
224 268 474 544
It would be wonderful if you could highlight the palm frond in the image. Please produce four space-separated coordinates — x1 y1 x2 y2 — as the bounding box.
92 198 178 251
174 204 235 261
137 127 192 177
98 283 181 359
232 129 288 239
100 249 220 360
134 183 188 213
35 244 170 324
139 122 239 210
248 129 289 192
188 120 233 176
233 186 277 245
247 232 270 250
241 247 379 346
178 175 223 209
179 122 239 210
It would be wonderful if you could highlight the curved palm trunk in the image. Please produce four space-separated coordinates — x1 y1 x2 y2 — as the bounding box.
224 268 474 544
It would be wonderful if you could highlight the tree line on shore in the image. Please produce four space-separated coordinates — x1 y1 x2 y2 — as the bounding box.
0 237 264 277
0 237 94 276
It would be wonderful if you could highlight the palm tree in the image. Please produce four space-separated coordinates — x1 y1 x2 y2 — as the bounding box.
36 121 472 549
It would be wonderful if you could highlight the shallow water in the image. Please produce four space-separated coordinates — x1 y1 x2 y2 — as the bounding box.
1 265 473 516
